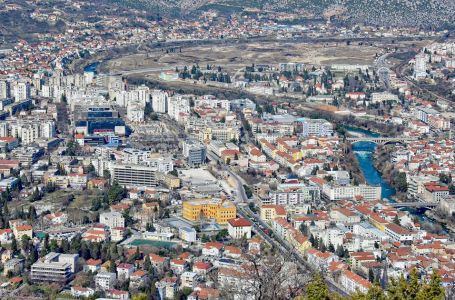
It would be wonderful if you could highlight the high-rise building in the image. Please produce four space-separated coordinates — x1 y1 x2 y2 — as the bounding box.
414 52 427 79
110 163 157 188
31 252 79 283
0 80 10 99
14 82 31 101
182 139 207 167
152 90 168 113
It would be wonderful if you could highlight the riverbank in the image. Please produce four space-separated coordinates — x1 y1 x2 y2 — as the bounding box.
372 144 408 201
345 127 396 199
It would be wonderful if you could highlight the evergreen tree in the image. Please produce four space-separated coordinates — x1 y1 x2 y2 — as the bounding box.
306 274 330 300
368 268 375 283
11 237 18 254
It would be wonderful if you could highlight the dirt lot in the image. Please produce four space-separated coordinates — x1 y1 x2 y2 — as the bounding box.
103 41 384 74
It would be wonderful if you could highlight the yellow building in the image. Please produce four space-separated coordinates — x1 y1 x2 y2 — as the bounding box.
288 229 312 255
183 199 236 224
260 204 287 222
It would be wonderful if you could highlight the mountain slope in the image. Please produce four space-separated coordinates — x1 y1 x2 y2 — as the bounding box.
109 0 455 29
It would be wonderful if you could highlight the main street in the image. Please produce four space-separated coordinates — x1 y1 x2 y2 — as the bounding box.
207 151 348 296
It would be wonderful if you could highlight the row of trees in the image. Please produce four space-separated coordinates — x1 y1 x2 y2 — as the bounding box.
304 269 445 300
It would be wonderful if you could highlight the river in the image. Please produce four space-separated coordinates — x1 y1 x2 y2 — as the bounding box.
346 127 396 200
84 62 100 73
346 126 449 234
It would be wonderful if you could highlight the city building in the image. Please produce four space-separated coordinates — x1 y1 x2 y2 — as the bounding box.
182 198 236 224
110 163 158 188
227 218 252 239
99 212 125 229
183 139 207 167
31 252 78 283
95 272 117 290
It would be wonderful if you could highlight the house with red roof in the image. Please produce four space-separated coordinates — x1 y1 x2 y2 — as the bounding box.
340 270 371 294
260 204 287 222
306 248 338 270
84 259 102 273
170 259 188 275
224 246 242 259
227 218 252 239
106 288 129 300
130 270 147 287
188 287 220 300
193 261 212 278
148 253 170 272
117 263 135 281
202 242 223 257
385 223 414 244
0 228 13 243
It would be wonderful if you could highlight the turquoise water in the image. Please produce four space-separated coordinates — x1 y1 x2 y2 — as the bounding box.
347 127 447 233
84 62 99 73
347 127 396 200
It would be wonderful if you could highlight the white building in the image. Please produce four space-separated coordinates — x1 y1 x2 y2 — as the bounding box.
299 118 333 137
340 270 371 294
370 92 399 103
322 184 381 201
414 52 427 79
183 139 207 167
151 90 168 113
227 218 252 239
95 272 117 290
99 212 125 229
13 82 31 101
179 227 197 243
181 271 198 289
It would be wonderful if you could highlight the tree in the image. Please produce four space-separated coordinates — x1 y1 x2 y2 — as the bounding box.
143 255 151 272
368 268 375 283
450 184 455 195
393 215 400 225
11 236 17 254
306 274 330 300
394 172 408 193
439 173 452 185
132 294 147 300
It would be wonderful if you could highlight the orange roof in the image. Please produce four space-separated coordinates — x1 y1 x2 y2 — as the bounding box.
193 261 211 270
132 270 146 278
342 270 372 289
171 259 186 266
86 258 102 266
9 277 22 284
261 204 286 215
228 218 251 227
224 246 242 254
204 241 223 249
0 136 17 142
149 253 167 264
16 225 32 231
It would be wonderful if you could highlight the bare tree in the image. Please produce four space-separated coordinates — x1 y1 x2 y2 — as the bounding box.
218 248 310 300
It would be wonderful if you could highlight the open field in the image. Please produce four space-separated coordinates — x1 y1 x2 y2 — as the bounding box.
102 39 432 76
103 42 379 74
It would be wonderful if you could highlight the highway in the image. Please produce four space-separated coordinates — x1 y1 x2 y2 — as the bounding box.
375 53 391 90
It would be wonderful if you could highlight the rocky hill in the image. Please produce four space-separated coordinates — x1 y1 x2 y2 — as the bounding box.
110 0 455 29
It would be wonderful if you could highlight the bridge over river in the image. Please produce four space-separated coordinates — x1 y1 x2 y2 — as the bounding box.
347 136 418 145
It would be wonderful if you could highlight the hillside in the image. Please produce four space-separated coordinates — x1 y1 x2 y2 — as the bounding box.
110 0 455 29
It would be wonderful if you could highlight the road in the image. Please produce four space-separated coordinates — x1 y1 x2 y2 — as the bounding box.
237 205 348 297
207 150 347 296
206 151 248 203
374 53 391 90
